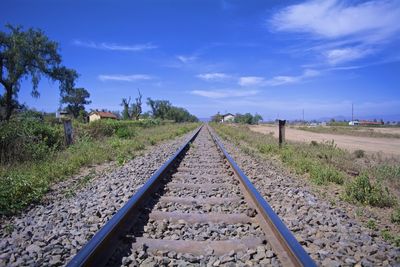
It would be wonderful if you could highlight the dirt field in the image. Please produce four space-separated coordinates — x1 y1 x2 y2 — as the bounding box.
250 125 400 157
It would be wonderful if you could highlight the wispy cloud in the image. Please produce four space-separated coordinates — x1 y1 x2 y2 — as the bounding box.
98 74 153 82
270 0 400 65
73 40 157 51
190 89 259 99
176 55 197 63
237 69 320 87
196 72 231 81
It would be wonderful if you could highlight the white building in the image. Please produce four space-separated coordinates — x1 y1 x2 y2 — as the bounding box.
349 120 359 126
222 113 235 123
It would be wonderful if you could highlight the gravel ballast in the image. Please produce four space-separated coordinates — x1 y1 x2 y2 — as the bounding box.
0 130 197 266
211 126 400 266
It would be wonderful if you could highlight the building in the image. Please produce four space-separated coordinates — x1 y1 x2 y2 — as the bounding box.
222 113 235 123
89 111 118 122
349 120 359 126
359 120 383 126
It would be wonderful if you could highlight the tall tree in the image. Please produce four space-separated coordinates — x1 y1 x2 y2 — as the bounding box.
121 97 131 120
61 87 91 118
0 24 77 120
131 89 142 120
146 98 172 119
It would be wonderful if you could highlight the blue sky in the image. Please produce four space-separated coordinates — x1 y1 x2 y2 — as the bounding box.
2 0 400 121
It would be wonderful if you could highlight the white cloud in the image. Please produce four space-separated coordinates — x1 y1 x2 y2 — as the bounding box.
270 0 400 64
324 47 374 65
196 72 231 81
98 74 153 82
176 55 197 63
190 89 259 99
271 0 400 41
73 40 157 51
238 69 320 87
238 76 265 86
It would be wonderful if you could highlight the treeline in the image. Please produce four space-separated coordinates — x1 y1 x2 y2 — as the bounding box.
211 112 262 124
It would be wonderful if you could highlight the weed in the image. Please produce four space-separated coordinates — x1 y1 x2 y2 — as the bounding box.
354 149 365 158
391 207 400 224
345 174 396 207
366 219 377 230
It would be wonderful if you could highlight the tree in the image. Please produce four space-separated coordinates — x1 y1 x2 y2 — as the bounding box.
121 97 131 120
61 87 91 118
146 98 172 119
146 98 198 122
131 90 142 120
211 112 223 123
252 113 263 124
0 24 78 121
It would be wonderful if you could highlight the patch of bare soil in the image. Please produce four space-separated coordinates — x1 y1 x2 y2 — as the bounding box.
250 125 400 157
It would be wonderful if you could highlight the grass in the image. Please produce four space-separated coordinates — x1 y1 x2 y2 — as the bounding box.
297 125 400 139
0 122 199 215
211 123 398 208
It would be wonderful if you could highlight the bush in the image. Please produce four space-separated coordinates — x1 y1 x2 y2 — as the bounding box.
354 149 365 158
0 118 63 164
345 174 396 207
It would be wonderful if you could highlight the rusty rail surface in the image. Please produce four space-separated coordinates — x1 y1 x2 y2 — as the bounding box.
67 124 315 267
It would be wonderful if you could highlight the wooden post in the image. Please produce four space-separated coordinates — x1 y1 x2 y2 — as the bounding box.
278 120 286 147
63 119 74 146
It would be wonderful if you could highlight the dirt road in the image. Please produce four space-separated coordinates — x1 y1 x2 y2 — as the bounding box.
250 125 400 157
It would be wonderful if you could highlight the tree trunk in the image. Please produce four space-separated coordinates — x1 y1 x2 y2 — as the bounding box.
4 85 13 121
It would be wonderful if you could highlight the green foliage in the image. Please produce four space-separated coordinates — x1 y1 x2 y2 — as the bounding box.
211 113 223 123
391 207 400 224
345 173 396 207
234 113 263 124
146 98 198 122
381 230 400 247
0 24 77 120
0 117 63 164
61 87 91 118
366 219 377 230
0 122 199 215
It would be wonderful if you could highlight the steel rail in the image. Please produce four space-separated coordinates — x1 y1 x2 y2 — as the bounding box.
67 125 203 267
208 126 316 267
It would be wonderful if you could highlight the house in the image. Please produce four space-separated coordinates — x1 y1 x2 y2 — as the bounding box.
222 113 235 123
349 120 359 126
89 111 118 122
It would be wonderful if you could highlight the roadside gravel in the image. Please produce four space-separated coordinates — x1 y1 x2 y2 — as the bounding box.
212 126 400 266
0 129 197 266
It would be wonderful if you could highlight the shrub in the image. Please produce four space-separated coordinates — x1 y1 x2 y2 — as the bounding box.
0 118 63 164
345 174 396 207
391 208 400 224
354 149 365 158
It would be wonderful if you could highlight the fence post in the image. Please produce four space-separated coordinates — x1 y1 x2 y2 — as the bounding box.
278 120 286 148
63 119 74 146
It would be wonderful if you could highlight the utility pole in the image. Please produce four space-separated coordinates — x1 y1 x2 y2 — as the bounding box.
302 109 304 122
351 103 354 122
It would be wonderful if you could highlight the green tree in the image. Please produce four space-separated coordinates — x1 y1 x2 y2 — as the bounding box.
211 112 223 123
121 97 131 120
252 113 263 124
131 90 142 120
0 24 77 120
61 87 91 118
146 98 172 119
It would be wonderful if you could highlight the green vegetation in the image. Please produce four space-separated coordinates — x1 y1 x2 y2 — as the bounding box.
298 126 400 139
0 118 199 215
391 208 400 225
147 98 198 122
210 112 262 124
211 123 398 209
0 24 78 121
344 173 395 207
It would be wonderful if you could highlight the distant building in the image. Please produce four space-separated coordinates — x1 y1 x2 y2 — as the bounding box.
349 120 359 126
89 111 118 122
222 113 235 123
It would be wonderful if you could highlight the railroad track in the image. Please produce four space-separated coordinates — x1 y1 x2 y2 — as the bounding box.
68 125 315 267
